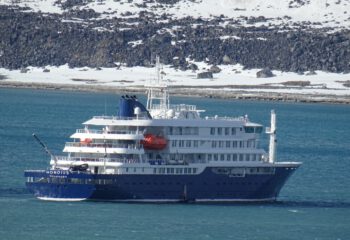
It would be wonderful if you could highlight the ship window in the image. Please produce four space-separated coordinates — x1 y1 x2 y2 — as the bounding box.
210 127 215 135
231 128 236 135
246 154 250 161
194 140 198 147
211 141 217 148
188 168 192 174
167 168 171 174
193 168 197 174
227 154 231 161
184 168 188 174
70 178 80 184
255 127 263 133
214 154 218 161
172 140 177 147
226 141 231 148
153 168 156 174
217 128 222 135
208 154 212 161
179 140 185 147
239 141 244 148
179 168 183 174
184 127 191 135
186 140 191 147
126 168 129 172
220 154 225 161
258 154 262 161
179 128 183 135
225 128 229 135
240 127 243 131
244 126 254 133
232 141 237 148
239 154 244 161
219 141 224 148
232 154 237 162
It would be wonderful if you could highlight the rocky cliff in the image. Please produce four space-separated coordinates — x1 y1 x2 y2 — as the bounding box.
0 0 349 73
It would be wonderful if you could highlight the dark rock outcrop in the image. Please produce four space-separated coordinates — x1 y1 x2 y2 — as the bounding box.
210 65 221 73
197 72 213 79
256 68 274 78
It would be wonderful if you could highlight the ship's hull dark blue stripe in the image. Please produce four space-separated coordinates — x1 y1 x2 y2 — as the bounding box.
24 167 297 202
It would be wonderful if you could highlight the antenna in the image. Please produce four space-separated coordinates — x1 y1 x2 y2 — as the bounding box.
32 133 58 169
146 55 170 116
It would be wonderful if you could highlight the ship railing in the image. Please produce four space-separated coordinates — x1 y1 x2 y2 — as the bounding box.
150 104 197 112
52 156 141 164
65 142 141 149
25 170 47 173
204 116 245 121
92 116 149 121
148 159 206 165
52 156 205 165
76 129 140 135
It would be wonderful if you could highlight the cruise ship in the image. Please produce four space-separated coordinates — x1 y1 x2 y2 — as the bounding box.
25 58 302 202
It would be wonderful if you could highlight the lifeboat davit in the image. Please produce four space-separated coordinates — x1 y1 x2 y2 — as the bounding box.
141 134 167 150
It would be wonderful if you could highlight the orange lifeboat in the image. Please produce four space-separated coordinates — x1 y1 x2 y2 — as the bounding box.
141 134 167 150
80 138 92 145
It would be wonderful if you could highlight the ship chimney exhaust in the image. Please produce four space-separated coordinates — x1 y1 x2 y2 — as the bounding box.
268 110 277 163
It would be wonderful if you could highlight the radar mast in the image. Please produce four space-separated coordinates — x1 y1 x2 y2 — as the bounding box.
146 56 170 118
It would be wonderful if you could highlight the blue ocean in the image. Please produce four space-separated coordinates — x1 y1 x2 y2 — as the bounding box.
0 88 349 240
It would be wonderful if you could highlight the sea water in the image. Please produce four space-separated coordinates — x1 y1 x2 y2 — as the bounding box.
0 88 349 240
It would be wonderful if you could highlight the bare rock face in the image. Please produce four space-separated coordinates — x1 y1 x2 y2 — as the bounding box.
256 68 274 78
0 5 349 73
189 63 198 71
197 71 213 79
305 70 317 75
20 68 29 73
210 65 221 73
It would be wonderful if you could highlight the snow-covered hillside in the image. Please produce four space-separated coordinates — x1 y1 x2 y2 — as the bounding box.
0 0 349 100
1 0 350 29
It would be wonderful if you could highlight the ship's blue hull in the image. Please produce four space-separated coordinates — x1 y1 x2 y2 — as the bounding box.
25 166 298 202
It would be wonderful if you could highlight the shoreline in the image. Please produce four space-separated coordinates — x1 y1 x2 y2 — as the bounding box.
1 81 350 104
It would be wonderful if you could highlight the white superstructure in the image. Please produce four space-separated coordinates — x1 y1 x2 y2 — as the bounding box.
51 58 281 176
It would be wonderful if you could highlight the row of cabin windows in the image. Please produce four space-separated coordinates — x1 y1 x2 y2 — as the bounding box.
210 127 241 135
124 167 198 174
171 140 256 148
152 167 197 174
168 127 199 135
172 140 199 148
207 153 262 162
28 177 114 185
